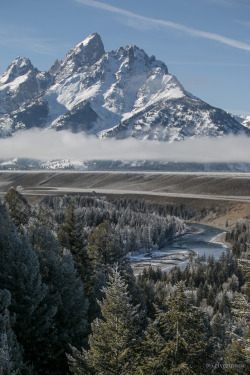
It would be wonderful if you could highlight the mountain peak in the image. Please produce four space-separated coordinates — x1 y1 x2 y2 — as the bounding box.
72 32 105 62
0 56 35 85
9 56 33 70
59 33 105 78
117 44 168 74
0 33 247 143
80 32 103 47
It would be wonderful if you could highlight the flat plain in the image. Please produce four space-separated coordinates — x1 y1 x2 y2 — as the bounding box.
0 170 250 229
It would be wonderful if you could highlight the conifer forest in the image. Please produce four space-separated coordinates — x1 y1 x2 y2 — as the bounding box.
0 188 249 374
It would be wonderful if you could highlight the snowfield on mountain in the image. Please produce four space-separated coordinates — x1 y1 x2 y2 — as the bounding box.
0 32 248 141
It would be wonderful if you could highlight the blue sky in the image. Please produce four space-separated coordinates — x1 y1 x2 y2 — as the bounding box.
0 0 249 115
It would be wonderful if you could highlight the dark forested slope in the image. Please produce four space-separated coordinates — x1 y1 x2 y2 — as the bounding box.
0 188 249 374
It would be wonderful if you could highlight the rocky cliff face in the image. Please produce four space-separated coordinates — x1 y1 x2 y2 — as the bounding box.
0 32 248 140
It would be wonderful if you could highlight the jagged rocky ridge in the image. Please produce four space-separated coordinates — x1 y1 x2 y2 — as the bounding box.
0 32 248 141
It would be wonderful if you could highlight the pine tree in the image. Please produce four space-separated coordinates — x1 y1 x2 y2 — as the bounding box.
68 269 143 375
137 282 213 374
224 246 250 374
164 282 212 373
67 345 93 375
4 188 31 229
0 201 53 373
57 200 90 288
238 248 250 298
118 258 146 311
0 289 24 375
58 200 80 255
87 221 125 272
85 220 126 320
134 321 166 375
27 219 89 374
56 249 89 348
211 311 228 365
224 293 250 373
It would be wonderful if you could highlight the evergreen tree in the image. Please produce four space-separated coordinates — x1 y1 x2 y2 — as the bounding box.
4 188 31 229
137 282 213 374
68 269 143 375
136 277 162 319
85 220 126 320
211 311 228 366
57 200 90 289
27 219 89 374
238 248 250 298
0 201 53 373
224 246 250 373
0 290 23 375
134 321 166 375
118 258 146 312
58 200 80 255
67 345 93 375
224 293 250 373
56 249 89 348
87 221 125 272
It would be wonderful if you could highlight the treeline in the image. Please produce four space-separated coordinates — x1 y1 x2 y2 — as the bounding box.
225 219 250 256
0 189 187 374
39 194 189 253
0 189 249 374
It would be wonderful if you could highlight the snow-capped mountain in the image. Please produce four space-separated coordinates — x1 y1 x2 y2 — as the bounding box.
234 115 250 130
0 32 248 140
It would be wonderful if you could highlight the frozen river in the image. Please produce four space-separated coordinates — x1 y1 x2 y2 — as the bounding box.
131 223 228 273
162 223 228 270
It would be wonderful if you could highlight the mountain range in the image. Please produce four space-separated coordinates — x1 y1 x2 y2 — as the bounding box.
0 32 249 142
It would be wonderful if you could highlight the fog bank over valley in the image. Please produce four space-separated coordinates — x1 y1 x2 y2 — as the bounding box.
0 129 250 163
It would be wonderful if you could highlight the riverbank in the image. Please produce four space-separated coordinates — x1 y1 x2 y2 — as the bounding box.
131 226 197 275
131 249 196 276
131 223 230 275
210 232 232 249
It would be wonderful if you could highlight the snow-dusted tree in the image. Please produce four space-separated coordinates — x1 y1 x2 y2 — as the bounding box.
56 248 89 347
136 282 213 374
58 199 79 254
68 269 143 375
224 292 250 374
0 290 23 375
85 221 128 320
0 201 53 373
27 219 89 374
118 257 146 312
224 248 250 374
238 248 250 298
4 188 31 229
87 221 125 271
57 199 90 284
134 321 166 375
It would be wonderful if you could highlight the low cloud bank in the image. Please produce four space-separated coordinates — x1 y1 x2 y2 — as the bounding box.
0 129 250 163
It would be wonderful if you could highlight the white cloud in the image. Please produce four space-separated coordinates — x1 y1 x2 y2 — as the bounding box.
75 0 250 51
0 129 250 163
